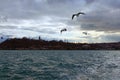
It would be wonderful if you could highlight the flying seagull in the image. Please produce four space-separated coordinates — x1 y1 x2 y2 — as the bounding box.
82 32 88 35
72 12 85 20
60 28 67 34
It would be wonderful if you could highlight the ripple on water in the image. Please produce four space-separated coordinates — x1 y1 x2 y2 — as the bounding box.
0 50 120 80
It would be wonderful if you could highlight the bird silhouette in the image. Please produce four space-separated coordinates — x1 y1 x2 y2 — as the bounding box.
82 32 88 35
72 12 85 20
60 28 67 34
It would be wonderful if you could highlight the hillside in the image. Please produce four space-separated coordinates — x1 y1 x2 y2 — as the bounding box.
0 38 120 50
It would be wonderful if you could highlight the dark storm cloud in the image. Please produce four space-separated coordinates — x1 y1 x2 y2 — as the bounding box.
78 0 120 32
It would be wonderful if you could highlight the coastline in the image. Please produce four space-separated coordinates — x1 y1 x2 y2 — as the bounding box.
0 38 120 50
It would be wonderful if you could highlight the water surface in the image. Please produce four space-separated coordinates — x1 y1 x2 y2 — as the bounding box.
0 50 120 80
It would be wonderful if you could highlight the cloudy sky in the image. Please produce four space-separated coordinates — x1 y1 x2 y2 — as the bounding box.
0 0 120 43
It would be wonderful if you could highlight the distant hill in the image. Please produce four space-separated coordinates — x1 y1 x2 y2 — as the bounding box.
0 38 120 50
0 38 7 43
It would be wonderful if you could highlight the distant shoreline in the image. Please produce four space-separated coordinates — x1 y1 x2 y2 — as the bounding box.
0 38 120 50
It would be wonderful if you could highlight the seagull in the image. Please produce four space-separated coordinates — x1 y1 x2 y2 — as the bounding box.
60 28 67 34
82 32 88 35
72 12 85 20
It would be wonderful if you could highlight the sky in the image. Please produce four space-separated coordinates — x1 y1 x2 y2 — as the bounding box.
0 0 120 43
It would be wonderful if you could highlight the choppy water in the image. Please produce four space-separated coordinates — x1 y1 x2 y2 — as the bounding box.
0 50 120 80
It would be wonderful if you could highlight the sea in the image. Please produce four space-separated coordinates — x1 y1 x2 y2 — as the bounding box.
0 50 120 80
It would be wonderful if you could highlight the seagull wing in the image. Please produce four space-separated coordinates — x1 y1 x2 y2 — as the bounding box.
60 30 63 33
60 28 67 34
78 12 85 15
64 28 67 31
60 29 64 33
72 14 75 20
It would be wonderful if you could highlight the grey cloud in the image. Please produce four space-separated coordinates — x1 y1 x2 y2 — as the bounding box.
38 28 58 34
80 24 97 30
0 0 85 19
85 0 95 4
21 27 58 34
0 0 120 43
100 34 120 42
46 0 74 4
0 25 17 29
77 0 120 32
0 0 50 19
100 0 120 9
